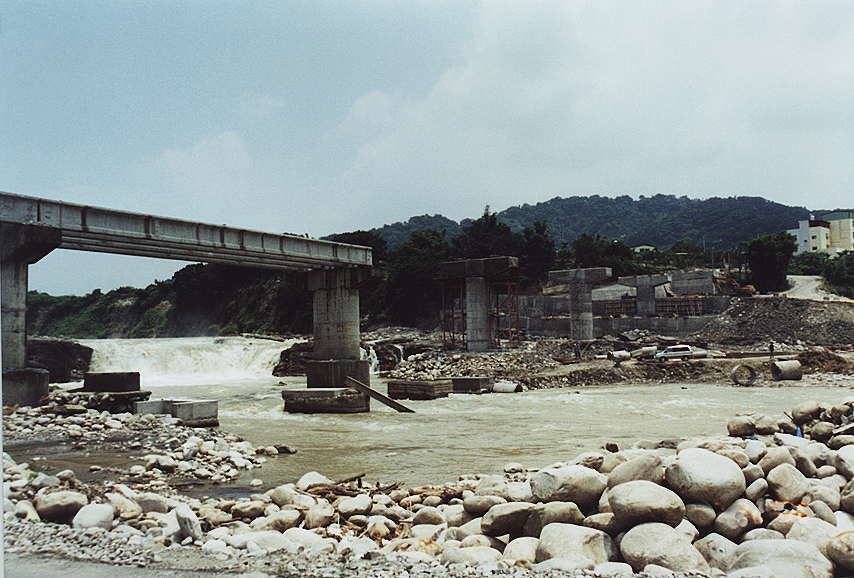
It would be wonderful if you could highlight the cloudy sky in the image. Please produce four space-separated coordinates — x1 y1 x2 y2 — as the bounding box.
2 1 853 295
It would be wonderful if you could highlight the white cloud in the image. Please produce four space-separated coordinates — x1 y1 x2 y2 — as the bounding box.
313 0 853 223
237 92 286 120
134 131 265 227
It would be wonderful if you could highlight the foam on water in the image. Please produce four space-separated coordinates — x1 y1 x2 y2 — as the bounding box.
81 336 296 387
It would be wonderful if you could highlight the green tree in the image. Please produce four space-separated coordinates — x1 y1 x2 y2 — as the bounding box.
745 231 797 293
788 251 830 275
452 207 523 259
571 233 606 268
824 251 854 298
520 221 556 283
568 233 644 277
669 240 704 254
381 229 453 326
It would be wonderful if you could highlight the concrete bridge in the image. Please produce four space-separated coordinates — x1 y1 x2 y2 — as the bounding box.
1 192 376 405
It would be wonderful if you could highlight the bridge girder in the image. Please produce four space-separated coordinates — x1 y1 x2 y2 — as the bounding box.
0 192 371 271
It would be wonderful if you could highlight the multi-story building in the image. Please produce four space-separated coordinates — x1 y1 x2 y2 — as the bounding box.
789 211 854 255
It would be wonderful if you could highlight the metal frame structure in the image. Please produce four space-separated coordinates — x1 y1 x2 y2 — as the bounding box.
440 280 467 349
489 278 521 347
438 258 524 350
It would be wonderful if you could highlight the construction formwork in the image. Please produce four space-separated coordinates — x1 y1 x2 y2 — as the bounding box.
438 257 524 351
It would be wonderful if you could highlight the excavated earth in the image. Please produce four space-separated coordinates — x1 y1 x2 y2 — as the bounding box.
697 296 854 346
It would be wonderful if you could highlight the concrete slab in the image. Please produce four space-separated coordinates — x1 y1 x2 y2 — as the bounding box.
83 372 140 392
452 376 494 393
132 398 218 427
282 388 369 413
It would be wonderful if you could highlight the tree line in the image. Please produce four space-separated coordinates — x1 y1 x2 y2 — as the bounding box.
27 209 854 338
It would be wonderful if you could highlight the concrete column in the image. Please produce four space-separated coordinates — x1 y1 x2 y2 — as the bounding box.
306 266 370 388
1 222 60 406
1 260 28 369
465 276 489 352
1 222 61 370
619 275 669 317
309 268 361 360
547 267 612 341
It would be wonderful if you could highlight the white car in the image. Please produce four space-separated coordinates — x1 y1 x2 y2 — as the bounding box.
655 345 694 362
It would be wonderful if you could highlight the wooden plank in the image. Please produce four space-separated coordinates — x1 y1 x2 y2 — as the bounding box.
346 377 415 413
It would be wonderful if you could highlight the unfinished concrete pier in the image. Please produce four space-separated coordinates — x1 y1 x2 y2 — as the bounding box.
438 256 523 351
619 274 669 317
536 267 612 341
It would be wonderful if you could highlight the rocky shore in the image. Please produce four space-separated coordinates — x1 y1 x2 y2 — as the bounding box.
8 390 854 577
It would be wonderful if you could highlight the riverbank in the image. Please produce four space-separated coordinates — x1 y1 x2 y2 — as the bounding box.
6 363 854 576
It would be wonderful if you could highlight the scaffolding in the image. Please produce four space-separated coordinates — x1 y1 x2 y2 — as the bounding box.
438 257 524 350
490 278 521 347
440 280 466 349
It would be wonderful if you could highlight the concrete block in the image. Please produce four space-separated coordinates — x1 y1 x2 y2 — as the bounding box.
306 359 369 389
132 398 218 426
84 372 140 392
452 377 494 393
133 399 165 415
165 400 218 422
2 368 50 407
283 388 369 413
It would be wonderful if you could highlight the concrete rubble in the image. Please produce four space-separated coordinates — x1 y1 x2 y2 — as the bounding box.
6 395 854 577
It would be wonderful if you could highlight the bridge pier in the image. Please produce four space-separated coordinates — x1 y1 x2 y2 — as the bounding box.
306 267 373 388
546 268 612 341
619 274 669 317
1 222 61 406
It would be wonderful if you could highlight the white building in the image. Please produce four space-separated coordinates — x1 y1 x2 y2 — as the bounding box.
789 211 854 256
631 244 656 253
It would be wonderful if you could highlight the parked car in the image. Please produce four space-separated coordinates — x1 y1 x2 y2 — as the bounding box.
655 345 694 362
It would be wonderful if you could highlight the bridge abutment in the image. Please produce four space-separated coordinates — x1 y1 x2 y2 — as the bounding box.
1 222 61 406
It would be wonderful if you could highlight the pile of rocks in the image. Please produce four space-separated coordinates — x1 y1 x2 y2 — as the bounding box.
698 296 854 346
9 399 854 576
3 406 275 483
387 341 562 382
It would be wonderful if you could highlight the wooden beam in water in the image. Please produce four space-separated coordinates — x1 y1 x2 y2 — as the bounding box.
346 376 415 413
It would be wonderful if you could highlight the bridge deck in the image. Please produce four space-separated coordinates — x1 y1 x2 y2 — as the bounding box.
0 192 371 271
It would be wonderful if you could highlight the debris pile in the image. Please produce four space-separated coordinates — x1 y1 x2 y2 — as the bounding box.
386 342 562 382
697 297 854 346
796 350 854 375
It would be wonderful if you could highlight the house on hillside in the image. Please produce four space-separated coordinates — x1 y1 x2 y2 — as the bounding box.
789 211 854 256
631 243 656 253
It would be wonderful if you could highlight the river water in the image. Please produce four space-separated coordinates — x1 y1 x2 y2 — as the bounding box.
82 337 854 487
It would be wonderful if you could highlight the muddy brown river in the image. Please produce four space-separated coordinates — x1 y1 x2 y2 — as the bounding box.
81 337 854 487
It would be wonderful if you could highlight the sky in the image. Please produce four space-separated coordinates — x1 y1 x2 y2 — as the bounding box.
2 1 853 296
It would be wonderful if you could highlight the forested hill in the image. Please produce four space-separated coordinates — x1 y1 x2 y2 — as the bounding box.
28 194 836 340
375 195 811 250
